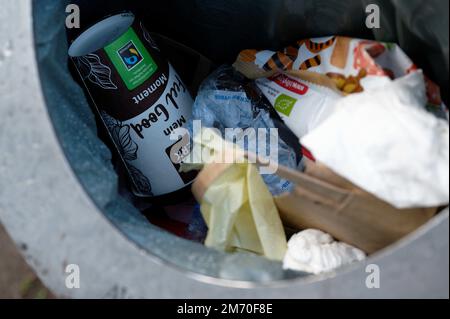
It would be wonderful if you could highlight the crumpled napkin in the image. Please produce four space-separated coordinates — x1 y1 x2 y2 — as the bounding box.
301 71 449 209
283 229 366 274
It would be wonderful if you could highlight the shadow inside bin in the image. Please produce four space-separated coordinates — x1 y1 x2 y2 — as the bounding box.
32 0 449 283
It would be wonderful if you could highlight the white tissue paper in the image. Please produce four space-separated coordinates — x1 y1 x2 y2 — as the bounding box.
283 229 366 274
301 71 449 209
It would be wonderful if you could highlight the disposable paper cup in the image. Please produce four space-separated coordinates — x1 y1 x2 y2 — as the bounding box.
69 13 195 197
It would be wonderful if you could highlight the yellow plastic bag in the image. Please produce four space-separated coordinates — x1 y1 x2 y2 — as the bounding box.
184 128 287 260
201 163 287 260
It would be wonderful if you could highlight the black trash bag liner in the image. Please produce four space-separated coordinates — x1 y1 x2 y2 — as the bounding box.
67 0 448 104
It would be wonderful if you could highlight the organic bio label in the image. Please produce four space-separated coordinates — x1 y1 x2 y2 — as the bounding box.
256 73 340 139
275 94 297 116
256 74 308 120
105 28 158 90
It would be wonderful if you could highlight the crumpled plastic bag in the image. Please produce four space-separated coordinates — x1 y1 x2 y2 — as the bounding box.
182 128 287 261
301 71 450 209
283 229 366 274
188 66 299 196
200 163 287 261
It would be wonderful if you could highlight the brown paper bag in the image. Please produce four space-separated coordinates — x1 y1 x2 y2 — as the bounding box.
274 161 438 254
193 158 438 255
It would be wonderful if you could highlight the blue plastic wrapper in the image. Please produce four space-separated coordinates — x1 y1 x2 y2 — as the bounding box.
185 204 209 243
189 66 300 196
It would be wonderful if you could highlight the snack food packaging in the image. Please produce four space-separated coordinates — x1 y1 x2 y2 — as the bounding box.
256 73 342 139
234 36 447 117
68 13 195 197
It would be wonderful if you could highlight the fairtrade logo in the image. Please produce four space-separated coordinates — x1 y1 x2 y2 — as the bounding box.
118 41 143 70
275 94 297 116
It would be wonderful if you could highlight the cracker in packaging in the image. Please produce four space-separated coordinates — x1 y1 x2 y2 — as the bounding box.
234 36 446 117
256 73 342 140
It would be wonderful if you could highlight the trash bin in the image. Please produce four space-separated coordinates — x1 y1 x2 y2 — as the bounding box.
0 0 448 298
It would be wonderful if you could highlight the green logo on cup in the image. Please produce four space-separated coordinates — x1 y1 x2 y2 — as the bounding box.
105 28 157 90
275 94 297 116
118 41 143 70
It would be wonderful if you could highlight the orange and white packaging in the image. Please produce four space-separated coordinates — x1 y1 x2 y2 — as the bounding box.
255 73 342 139
234 36 446 114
